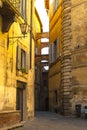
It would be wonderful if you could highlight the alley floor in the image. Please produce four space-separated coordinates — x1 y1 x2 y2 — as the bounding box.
16 111 87 130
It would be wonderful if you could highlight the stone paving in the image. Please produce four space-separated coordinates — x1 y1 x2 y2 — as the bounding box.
16 111 87 130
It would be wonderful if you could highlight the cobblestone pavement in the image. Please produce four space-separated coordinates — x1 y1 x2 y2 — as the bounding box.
16 111 87 130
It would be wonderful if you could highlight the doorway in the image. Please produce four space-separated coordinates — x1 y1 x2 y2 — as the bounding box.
16 81 27 121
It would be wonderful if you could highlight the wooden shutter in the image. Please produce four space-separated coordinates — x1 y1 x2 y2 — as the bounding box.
16 46 21 70
49 44 51 64
52 43 54 63
26 52 29 73
57 38 60 58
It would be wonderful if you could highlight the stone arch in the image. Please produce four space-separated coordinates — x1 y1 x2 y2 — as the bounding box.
41 47 49 55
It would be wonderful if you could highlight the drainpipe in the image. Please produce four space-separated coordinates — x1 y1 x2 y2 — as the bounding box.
30 0 33 69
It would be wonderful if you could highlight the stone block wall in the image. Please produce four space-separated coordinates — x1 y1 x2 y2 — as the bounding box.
70 0 87 115
49 0 87 116
0 111 21 128
61 0 72 115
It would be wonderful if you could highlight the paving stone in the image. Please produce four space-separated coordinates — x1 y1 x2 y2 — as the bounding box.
15 111 87 130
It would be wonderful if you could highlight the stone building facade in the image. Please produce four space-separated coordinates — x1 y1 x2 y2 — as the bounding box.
34 8 42 111
49 0 87 116
0 0 35 129
34 0 49 111
35 32 49 111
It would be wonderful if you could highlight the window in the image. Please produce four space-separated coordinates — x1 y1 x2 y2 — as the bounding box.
49 43 54 63
20 0 27 19
49 38 60 64
53 0 59 13
54 40 57 60
9 0 27 19
16 46 28 73
21 49 26 69
54 38 60 61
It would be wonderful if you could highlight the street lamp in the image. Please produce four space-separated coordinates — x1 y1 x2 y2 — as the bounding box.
8 23 28 39
20 23 28 36
7 23 28 48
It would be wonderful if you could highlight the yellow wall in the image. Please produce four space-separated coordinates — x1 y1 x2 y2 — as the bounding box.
34 9 42 54
50 1 62 53
0 0 35 120
0 15 7 110
34 11 41 34
49 0 62 19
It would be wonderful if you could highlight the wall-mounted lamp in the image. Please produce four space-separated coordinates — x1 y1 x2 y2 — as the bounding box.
7 23 28 48
8 23 28 40
20 23 28 35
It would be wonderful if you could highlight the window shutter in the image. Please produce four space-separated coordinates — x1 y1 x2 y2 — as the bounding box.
49 44 52 64
17 46 21 70
26 52 29 73
57 38 60 58
20 0 26 19
52 43 54 63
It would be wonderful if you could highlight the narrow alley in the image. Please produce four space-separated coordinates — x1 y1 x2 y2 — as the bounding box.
16 112 87 130
0 0 87 129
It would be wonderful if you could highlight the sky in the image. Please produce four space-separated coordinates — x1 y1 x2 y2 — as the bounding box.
35 0 49 32
35 0 49 70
